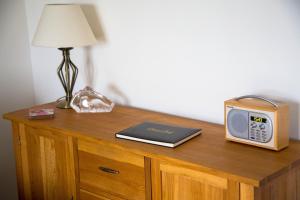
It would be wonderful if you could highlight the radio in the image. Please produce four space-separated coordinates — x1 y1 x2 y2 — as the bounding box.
225 95 289 151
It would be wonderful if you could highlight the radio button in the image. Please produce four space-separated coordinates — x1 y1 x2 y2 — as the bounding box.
251 123 257 128
259 124 266 130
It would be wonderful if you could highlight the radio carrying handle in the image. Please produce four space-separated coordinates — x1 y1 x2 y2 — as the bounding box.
235 95 279 108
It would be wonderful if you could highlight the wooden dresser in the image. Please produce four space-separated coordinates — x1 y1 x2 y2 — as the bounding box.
4 104 300 200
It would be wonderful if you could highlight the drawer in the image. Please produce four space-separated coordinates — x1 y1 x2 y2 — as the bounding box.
78 139 146 200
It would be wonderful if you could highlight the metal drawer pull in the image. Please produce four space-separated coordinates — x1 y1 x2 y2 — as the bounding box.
99 166 120 174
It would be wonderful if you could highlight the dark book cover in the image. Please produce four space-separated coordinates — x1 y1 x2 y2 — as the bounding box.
116 122 201 147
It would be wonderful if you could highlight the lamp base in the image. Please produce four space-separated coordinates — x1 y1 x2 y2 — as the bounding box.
56 97 72 109
56 48 78 109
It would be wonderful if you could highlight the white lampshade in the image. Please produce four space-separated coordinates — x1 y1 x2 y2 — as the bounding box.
32 4 97 48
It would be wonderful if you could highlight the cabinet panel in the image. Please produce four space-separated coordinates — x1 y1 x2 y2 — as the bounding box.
15 124 76 200
152 159 239 200
161 171 227 200
252 165 300 200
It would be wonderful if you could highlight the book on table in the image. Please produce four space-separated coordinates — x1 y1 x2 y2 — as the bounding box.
116 122 201 148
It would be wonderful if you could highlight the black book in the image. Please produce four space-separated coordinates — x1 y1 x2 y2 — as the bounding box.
116 122 201 148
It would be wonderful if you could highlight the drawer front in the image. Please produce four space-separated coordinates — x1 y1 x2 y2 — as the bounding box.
78 139 146 200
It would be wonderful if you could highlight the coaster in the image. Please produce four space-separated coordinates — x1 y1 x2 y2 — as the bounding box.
28 108 55 120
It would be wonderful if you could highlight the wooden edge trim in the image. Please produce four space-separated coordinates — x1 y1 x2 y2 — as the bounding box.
18 123 32 200
11 122 25 199
67 137 78 200
144 157 152 200
151 159 162 200
227 180 240 200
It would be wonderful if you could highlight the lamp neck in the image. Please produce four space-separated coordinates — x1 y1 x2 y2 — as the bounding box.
58 47 73 56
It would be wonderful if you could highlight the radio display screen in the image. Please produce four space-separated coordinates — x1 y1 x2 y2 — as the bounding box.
251 116 267 123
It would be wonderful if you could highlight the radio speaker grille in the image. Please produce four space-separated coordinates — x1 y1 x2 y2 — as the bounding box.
227 109 249 139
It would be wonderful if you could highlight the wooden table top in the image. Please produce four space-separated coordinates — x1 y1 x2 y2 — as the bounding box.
4 103 300 187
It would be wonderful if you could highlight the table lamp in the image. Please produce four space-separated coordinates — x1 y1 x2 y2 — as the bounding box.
32 4 97 109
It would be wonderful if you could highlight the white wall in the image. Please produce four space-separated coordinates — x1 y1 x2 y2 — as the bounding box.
25 0 300 138
0 0 35 199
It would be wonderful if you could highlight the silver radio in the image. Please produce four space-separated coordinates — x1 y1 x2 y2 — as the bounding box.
225 95 289 151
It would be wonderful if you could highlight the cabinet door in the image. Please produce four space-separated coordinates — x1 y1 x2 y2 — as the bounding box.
13 123 77 200
151 159 239 200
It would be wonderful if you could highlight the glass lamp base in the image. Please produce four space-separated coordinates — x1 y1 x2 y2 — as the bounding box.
70 86 114 113
56 98 72 109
